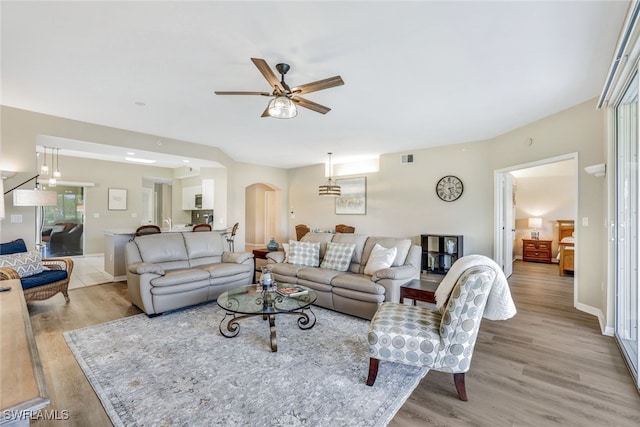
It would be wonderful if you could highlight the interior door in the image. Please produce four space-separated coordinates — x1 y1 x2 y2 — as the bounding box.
494 171 514 277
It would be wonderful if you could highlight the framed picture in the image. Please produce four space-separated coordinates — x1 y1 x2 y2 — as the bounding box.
335 177 366 215
108 188 127 211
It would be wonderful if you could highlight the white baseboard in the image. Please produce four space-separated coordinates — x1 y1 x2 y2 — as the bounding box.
575 302 614 336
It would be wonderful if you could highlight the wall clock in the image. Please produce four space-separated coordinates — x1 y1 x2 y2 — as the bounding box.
436 175 464 202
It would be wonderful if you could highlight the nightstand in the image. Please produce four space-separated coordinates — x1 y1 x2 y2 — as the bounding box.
522 239 552 263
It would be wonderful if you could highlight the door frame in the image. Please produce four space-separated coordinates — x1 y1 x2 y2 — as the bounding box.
494 152 579 304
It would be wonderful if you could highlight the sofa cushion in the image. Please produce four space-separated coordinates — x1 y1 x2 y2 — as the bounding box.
364 244 397 276
134 233 189 264
183 232 225 258
268 262 306 277
287 241 320 267
0 238 28 255
0 251 44 278
20 269 68 290
320 242 356 271
150 268 210 287
297 266 344 285
363 237 412 268
330 234 368 265
200 262 253 279
330 273 385 295
300 232 334 259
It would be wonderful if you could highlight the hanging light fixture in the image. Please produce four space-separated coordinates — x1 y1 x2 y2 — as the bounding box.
40 147 49 175
318 152 341 196
53 148 62 179
48 148 56 187
267 96 297 119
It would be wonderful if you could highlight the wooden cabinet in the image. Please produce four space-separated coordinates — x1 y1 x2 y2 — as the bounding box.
522 239 552 263
421 234 463 274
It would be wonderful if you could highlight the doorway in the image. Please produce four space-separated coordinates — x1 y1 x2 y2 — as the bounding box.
494 154 578 299
41 184 85 257
244 183 280 250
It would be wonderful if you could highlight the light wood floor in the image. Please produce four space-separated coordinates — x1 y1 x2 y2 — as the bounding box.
27 261 640 426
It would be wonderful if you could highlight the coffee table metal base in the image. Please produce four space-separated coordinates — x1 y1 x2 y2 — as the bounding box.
219 308 316 352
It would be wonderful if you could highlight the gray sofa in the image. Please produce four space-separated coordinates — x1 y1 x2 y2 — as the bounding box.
125 231 254 315
265 232 421 319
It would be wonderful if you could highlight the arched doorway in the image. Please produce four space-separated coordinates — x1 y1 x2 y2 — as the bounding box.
244 183 281 251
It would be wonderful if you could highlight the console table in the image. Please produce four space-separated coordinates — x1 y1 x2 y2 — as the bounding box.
0 279 50 426
522 239 552 263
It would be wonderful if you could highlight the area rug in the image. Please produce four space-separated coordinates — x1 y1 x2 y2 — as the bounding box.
64 302 428 427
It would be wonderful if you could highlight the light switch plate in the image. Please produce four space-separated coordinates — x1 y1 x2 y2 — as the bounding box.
582 217 589 227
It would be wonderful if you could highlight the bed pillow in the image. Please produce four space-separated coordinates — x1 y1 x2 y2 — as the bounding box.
364 243 397 276
0 250 44 278
320 242 356 271
287 241 321 267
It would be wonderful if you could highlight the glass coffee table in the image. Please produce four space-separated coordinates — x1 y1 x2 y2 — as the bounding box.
216 284 317 352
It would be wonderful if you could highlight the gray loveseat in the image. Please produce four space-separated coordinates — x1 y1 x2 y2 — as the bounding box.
265 232 421 319
125 231 254 315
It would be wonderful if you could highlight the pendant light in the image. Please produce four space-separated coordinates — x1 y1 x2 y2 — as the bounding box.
48 148 56 187
40 147 49 175
267 96 297 119
53 148 62 179
318 152 341 196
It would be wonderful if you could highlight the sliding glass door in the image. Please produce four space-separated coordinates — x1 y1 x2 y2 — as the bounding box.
41 185 85 257
615 72 639 387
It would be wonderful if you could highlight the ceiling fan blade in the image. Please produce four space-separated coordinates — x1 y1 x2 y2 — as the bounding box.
214 91 271 96
251 58 285 94
291 76 344 95
260 105 271 118
292 97 331 114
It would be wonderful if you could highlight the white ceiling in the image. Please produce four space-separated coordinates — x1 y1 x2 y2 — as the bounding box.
0 1 629 170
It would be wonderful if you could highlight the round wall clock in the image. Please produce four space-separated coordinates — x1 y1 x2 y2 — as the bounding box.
436 175 464 202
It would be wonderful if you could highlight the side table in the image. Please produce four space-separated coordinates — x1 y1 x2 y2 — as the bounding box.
400 278 442 305
252 248 269 283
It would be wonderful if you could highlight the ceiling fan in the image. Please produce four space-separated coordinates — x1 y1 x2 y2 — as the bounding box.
215 58 344 118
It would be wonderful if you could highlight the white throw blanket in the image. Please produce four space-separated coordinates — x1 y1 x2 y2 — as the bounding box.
434 255 517 321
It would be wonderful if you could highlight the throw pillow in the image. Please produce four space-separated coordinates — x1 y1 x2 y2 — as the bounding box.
287 241 320 267
0 238 28 255
364 243 397 276
0 250 44 278
320 242 356 271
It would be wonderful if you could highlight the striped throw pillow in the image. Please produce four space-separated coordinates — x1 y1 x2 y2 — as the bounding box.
0 250 44 278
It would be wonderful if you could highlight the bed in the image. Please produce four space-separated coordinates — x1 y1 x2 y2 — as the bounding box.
557 220 575 276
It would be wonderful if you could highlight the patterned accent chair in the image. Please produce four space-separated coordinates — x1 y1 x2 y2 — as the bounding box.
366 265 496 401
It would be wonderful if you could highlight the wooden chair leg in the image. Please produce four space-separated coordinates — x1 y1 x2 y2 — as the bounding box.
366 357 380 386
453 373 468 401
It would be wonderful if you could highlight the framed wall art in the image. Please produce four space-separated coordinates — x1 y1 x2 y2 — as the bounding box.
108 188 127 211
335 177 366 215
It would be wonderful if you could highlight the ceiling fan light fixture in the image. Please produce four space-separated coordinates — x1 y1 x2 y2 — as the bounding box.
267 96 297 119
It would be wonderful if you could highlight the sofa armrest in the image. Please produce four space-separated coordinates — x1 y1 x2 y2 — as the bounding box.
266 251 285 264
128 262 165 275
372 265 416 282
0 267 20 280
222 252 254 264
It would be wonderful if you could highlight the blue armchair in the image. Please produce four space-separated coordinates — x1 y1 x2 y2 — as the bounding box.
0 239 73 302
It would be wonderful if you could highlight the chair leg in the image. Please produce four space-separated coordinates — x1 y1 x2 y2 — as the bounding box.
453 373 468 401
366 357 379 386
62 290 70 302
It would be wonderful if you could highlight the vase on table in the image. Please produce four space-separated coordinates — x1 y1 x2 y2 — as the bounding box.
267 238 279 252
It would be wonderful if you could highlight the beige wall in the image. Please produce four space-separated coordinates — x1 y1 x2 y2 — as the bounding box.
286 98 607 321
0 106 289 254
